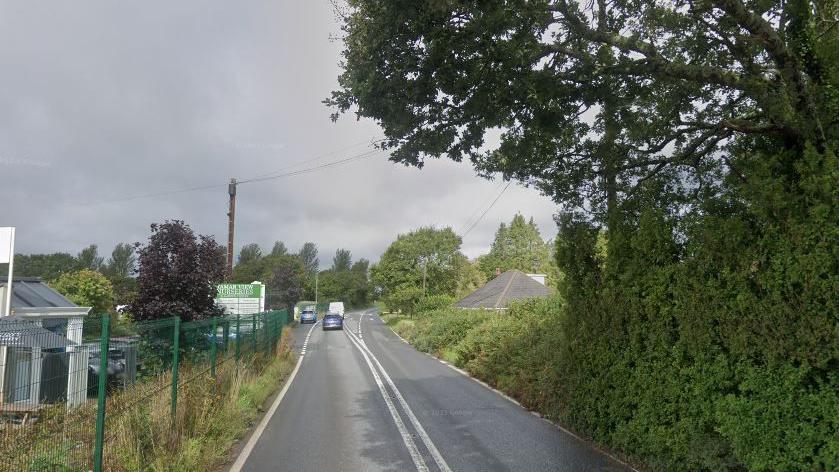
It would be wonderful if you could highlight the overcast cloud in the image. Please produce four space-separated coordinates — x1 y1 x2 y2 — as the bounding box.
0 1 559 265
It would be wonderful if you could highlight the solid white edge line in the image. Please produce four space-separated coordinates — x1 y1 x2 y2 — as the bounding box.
346 327 453 472
344 321 429 472
228 321 319 472
377 314 640 472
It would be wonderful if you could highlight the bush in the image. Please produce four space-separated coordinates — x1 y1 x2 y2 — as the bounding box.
408 308 493 355
51 270 114 314
382 286 424 314
414 294 455 313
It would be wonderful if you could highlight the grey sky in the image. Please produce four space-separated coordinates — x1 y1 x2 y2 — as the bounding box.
0 1 559 264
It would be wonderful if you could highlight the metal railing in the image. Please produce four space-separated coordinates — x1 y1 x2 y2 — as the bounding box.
0 309 291 472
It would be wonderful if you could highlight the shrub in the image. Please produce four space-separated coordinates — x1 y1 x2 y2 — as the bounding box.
414 294 455 313
382 286 424 314
410 308 492 355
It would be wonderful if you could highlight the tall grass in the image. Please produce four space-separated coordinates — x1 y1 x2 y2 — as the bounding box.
105 329 295 471
0 329 296 472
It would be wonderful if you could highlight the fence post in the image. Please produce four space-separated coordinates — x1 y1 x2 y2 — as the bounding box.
235 314 241 361
222 319 229 352
210 316 218 378
170 316 181 423
263 313 270 353
272 312 278 353
252 313 258 353
93 315 111 472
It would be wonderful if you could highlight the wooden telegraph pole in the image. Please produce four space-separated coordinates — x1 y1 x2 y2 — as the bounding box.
227 178 237 280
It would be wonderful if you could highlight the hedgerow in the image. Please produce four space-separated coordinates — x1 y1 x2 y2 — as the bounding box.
390 149 838 471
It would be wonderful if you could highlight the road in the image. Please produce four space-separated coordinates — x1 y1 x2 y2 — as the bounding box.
237 309 629 472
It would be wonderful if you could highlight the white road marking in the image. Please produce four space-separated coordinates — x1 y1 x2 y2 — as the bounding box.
299 320 318 356
229 320 319 472
346 326 452 472
357 312 365 339
345 322 429 472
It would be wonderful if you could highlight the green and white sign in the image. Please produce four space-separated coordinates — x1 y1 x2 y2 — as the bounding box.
215 282 265 315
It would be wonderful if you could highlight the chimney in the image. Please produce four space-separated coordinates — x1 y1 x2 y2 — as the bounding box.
495 267 501 277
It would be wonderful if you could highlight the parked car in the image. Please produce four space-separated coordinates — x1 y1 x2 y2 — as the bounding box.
300 308 318 324
322 312 344 331
328 301 345 318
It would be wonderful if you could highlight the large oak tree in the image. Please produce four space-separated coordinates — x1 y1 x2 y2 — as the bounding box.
329 0 836 224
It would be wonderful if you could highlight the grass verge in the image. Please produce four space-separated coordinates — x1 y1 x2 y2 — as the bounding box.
0 329 296 472
105 329 296 471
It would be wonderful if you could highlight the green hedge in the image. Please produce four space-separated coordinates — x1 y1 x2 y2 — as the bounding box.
391 150 838 471
550 149 839 470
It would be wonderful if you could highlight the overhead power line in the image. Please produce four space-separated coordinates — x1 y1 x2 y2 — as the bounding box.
237 148 386 185
461 181 512 238
241 137 384 181
458 180 507 234
80 140 386 206
82 182 229 205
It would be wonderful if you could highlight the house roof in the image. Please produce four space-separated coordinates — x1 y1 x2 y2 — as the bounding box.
456 269 550 309
0 316 75 348
0 277 78 308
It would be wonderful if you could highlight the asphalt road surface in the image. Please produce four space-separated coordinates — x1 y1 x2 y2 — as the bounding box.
237 309 629 472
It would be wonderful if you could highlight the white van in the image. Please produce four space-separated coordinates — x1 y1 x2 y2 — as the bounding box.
328 301 345 318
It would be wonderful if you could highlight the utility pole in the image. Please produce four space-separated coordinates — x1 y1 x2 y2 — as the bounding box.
421 257 427 295
226 178 237 281
315 270 319 305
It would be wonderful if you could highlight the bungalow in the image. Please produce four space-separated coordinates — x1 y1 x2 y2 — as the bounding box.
456 269 550 310
0 278 91 411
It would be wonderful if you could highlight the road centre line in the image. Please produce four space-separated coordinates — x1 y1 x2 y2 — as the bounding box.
345 328 452 472
344 324 429 471
300 320 318 356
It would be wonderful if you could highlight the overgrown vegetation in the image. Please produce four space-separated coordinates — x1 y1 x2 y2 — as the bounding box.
382 300 563 412
335 1 838 469
1 328 296 472
105 329 295 471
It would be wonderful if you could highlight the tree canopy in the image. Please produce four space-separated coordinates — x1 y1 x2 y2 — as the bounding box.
334 3 839 468
332 248 352 272
330 0 837 222
76 244 104 272
238 243 263 265
104 243 136 279
131 221 225 322
51 269 114 314
317 254 372 308
477 214 556 281
372 227 468 303
9 253 77 280
270 241 288 257
265 254 306 312
298 242 319 275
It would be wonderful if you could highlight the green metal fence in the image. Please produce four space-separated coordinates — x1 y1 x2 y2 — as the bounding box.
0 309 291 472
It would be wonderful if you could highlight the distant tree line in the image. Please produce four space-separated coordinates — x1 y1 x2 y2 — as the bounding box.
2 242 139 314
372 215 557 315
232 241 371 312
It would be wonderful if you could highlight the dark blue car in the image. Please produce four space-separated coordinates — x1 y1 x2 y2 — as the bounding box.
322 312 343 331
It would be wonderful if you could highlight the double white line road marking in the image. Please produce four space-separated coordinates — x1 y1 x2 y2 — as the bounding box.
345 314 452 472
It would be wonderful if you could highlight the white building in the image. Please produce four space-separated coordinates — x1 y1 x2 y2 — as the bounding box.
0 277 91 410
